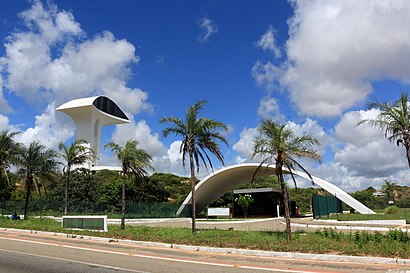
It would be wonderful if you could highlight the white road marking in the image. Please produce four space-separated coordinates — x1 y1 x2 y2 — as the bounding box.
0 248 150 273
0 236 338 273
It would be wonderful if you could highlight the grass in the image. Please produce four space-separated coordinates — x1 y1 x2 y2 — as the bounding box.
328 208 410 223
0 217 409 259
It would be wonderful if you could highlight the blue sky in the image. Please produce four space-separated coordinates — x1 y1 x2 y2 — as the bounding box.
0 0 409 191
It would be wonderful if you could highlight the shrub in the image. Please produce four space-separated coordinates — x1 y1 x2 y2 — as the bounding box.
384 206 399 214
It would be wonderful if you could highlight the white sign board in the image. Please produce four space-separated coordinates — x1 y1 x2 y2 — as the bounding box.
207 207 230 217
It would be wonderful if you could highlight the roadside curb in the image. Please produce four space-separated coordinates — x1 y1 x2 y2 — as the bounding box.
1 227 408 266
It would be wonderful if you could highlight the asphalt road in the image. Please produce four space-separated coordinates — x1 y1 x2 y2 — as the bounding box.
0 230 408 273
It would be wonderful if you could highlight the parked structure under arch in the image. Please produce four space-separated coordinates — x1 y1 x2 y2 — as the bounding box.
176 163 375 216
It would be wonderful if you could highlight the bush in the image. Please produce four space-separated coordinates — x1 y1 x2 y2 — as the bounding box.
384 206 399 214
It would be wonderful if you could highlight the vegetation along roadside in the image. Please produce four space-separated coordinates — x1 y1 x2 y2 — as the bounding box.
0 217 408 259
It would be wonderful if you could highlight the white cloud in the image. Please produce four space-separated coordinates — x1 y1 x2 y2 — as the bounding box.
110 120 197 177
251 61 281 92
197 17 218 43
254 0 410 117
167 140 182 164
332 109 406 178
19 0 83 43
1 1 151 115
334 109 381 146
256 25 281 58
0 75 10 113
15 103 73 149
313 162 410 192
232 127 259 162
0 115 18 132
257 96 285 121
111 119 166 158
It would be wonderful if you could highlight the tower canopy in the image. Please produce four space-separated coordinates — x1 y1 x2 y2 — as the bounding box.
56 96 130 169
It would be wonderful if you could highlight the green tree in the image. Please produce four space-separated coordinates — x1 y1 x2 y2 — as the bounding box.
105 140 154 229
161 100 228 234
96 176 123 213
382 179 397 203
58 139 94 214
358 92 410 167
148 173 191 203
44 168 97 214
252 118 321 240
235 194 254 218
0 130 20 187
15 141 59 219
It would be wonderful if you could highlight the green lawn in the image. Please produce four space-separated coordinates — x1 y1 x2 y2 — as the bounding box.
329 208 410 223
0 217 409 259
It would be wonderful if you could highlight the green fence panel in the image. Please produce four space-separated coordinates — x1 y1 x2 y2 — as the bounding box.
312 195 342 219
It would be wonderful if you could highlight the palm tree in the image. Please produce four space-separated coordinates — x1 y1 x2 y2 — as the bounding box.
382 179 397 204
58 139 94 215
15 141 60 219
252 118 321 240
358 92 410 167
160 100 228 234
105 140 154 229
0 130 20 186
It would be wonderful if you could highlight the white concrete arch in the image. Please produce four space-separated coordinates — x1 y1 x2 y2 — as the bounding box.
176 163 375 216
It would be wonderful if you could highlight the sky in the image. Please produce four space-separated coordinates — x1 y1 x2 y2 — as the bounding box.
0 0 410 192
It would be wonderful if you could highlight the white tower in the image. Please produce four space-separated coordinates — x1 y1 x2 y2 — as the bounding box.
56 96 130 170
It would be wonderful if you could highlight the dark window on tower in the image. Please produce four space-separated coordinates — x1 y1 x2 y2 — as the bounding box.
93 97 128 120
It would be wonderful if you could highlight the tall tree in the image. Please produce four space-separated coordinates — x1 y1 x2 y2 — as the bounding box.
358 92 410 167
105 140 154 229
0 130 20 187
58 139 94 215
382 179 397 203
15 141 59 219
161 100 228 234
252 119 321 240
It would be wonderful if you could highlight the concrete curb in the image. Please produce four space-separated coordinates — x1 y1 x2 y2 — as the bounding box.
291 223 410 233
314 219 407 226
1 227 409 266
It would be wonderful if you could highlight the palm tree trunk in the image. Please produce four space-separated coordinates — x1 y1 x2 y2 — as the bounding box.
277 161 291 240
406 145 410 168
3 169 10 186
24 175 32 220
64 166 70 215
189 153 196 234
121 171 126 229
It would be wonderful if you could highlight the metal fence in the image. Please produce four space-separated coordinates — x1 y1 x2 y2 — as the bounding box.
0 200 183 218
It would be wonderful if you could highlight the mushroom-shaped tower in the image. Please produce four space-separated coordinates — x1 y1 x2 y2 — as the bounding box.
56 96 130 169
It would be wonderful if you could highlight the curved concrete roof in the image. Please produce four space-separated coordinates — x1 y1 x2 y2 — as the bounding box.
56 96 129 168
176 163 375 215
56 96 130 125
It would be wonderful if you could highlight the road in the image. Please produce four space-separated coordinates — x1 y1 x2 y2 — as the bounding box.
0 230 408 273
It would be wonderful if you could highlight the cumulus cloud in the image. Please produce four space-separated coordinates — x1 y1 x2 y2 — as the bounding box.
251 61 281 92
333 109 406 178
256 25 281 58
109 120 210 177
0 75 11 113
197 17 218 43
300 109 410 191
258 96 285 121
1 0 151 115
0 115 18 132
232 127 258 162
233 118 329 163
111 119 166 158
15 103 73 149
253 0 410 117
